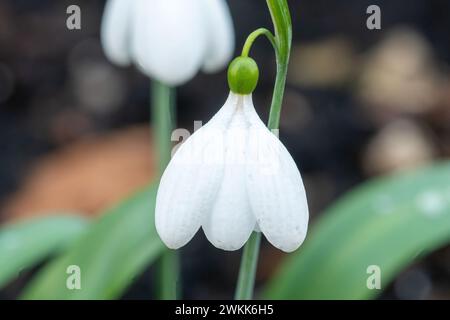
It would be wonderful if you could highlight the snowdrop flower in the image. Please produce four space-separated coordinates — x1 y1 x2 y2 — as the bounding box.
155 57 309 252
101 0 235 85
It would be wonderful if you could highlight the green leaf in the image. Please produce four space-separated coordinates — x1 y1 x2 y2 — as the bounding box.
0 215 88 289
22 184 165 299
264 162 450 299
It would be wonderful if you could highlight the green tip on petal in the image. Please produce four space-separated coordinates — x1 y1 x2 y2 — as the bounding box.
227 56 259 95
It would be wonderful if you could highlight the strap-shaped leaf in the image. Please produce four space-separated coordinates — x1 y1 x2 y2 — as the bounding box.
264 162 450 299
0 215 88 288
22 184 164 299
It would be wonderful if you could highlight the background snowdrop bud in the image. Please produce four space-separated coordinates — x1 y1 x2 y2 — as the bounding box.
227 57 259 95
101 0 235 86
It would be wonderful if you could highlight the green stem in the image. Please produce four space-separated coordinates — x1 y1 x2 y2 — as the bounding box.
241 28 277 58
152 81 175 173
267 0 292 130
151 80 179 300
234 0 292 300
156 246 180 300
267 62 288 130
234 232 262 300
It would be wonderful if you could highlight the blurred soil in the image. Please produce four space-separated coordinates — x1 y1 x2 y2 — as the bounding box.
1 126 155 222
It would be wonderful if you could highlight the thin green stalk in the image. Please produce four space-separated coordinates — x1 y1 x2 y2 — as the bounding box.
267 0 292 130
267 62 288 130
235 232 262 299
234 0 292 300
241 28 277 58
157 245 180 300
151 80 179 300
152 81 175 173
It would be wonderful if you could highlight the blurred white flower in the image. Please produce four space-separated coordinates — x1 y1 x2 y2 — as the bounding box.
155 93 309 252
101 0 235 85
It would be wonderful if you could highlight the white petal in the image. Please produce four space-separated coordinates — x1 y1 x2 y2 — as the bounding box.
200 0 235 72
131 0 207 85
100 0 133 66
203 166 255 251
244 97 309 253
155 93 238 249
203 105 255 251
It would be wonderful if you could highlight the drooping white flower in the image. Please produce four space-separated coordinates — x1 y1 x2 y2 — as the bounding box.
155 92 309 252
101 0 235 85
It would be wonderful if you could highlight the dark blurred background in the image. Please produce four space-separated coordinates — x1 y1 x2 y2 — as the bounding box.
0 0 449 299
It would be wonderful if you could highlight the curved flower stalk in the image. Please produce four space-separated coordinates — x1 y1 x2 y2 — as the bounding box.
101 0 235 85
155 91 309 252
